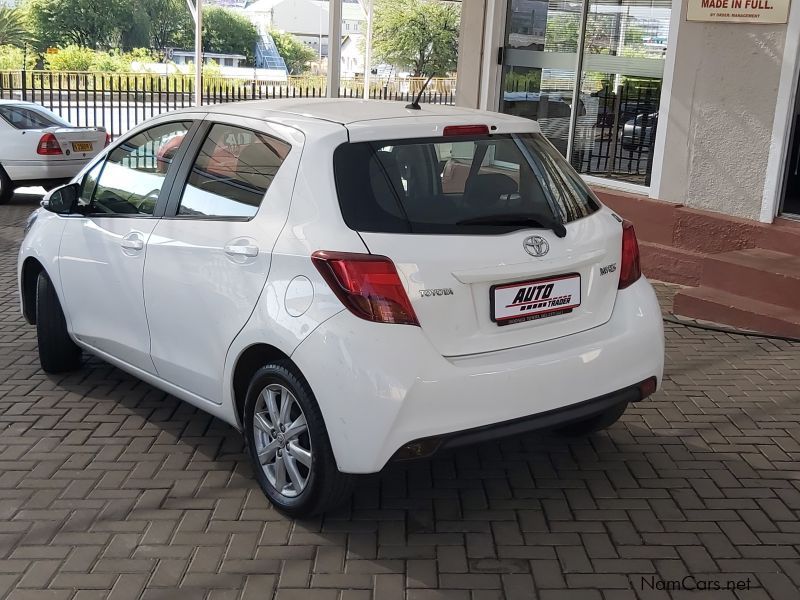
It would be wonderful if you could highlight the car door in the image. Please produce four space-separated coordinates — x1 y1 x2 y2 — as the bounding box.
143 115 302 403
58 117 201 373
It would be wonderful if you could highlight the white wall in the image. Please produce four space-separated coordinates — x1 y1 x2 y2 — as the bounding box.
455 0 486 108
651 0 788 221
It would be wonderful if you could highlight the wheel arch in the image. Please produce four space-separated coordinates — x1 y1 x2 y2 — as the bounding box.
231 343 298 429
21 257 45 325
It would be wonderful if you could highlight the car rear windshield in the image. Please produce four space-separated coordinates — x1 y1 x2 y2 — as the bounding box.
333 132 600 234
0 105 71 130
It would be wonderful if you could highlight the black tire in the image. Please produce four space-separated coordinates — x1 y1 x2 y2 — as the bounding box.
35 272 82 373
555 401 628 436
0 167 14 205
243 361 354 517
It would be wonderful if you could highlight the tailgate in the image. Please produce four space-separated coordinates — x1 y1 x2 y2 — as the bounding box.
360 211 622 357
332 125 621 357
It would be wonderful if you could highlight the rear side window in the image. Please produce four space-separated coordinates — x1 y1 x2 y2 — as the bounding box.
177 124 291 219
333 132 599 234
0 105 70 129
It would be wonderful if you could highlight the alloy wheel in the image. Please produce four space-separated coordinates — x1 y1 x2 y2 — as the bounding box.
252 383 312 497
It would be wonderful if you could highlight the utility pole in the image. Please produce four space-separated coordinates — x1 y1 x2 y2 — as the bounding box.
360 0 373 99
326 0 342 98
186 0 203 106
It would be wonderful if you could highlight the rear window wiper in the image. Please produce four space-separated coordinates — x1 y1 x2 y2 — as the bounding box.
456 213 567 238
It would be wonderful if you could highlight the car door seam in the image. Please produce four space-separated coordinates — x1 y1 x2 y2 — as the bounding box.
139 223 161 376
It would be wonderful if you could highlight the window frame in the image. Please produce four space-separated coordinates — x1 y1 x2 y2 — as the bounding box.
79 118 201 219
162 119 293 222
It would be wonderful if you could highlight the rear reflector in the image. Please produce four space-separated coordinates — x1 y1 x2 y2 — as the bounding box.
637 376 658 400
36 133 62 155
311 251 420 326
618 220 642 289
393 438 442 461
443 125 490 137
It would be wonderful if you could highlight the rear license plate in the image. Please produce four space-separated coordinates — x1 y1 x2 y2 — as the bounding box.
491 274 581 326
72 142 93 152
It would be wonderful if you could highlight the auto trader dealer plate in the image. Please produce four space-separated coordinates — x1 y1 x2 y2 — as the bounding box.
491 274 581 326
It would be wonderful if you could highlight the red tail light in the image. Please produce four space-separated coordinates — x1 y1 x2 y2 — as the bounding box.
36 133 62 155
311 251 419 326
618 220 642 289
104 132 111 147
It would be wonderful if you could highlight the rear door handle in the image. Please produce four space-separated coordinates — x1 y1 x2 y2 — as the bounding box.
121 232 144 251
224 244 259 258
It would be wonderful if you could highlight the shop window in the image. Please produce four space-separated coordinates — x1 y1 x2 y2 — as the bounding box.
500 0 671 187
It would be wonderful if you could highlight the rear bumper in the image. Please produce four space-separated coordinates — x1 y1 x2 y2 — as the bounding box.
3 159 89 184
292 277 664 474
393 379 651 460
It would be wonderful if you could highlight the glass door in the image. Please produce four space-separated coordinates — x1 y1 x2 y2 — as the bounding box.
781 83 800 216
500 0 580 156
499 0 671 187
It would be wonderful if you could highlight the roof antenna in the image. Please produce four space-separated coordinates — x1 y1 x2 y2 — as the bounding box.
406 74 435 110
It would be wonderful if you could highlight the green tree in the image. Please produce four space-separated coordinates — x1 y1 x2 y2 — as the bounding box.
624 25 647 47
25 0 133 49
141 0 194 51
545 14 648 55
0 6 31 47
270 30 314 74
121 3 152 51
371 0 459 77
543 14 578 53
202 7 258 65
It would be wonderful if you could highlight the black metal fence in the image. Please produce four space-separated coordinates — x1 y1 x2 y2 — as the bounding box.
571 80 660 187
0 71 456 138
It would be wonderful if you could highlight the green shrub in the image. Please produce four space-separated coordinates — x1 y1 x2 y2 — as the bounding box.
0 44 34 69
44 45 94 71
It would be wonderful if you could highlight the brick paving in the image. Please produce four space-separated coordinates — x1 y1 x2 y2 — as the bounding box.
0 194 799 600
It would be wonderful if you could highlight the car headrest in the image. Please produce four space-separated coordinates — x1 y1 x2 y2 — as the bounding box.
235 143 282 189
464 173 518 206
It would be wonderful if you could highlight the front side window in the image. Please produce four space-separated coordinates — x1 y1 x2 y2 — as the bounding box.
88 121 192 215
0 105 71 130
333 133 600 234
177 124 290 218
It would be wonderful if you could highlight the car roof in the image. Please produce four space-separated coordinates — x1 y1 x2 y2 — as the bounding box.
201 98 533 128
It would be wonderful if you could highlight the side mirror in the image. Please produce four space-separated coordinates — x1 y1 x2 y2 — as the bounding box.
42 183 80 214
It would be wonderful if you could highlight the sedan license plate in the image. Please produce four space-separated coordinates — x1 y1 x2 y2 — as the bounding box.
491 274 581 326
72 142 93 152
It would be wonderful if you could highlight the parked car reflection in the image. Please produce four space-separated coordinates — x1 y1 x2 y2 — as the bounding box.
621 112 658 152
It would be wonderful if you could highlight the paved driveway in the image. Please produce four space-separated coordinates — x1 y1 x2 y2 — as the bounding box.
0 196 799 600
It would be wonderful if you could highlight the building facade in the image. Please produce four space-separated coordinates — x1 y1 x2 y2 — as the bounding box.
245 0 365 59
457 0 798 222
457 0 800 334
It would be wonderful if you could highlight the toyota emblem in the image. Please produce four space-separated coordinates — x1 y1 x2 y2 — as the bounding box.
523 235 549 257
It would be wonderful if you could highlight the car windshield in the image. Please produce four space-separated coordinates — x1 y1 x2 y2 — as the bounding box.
333 132 600 235
0 104 72 130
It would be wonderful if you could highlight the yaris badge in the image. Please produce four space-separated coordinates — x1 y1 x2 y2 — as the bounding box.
523 235 549 257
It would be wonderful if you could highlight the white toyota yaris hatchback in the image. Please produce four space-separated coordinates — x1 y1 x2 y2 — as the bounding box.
18 100 664 515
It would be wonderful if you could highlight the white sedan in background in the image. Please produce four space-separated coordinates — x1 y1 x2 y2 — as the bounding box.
0 100 107 204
